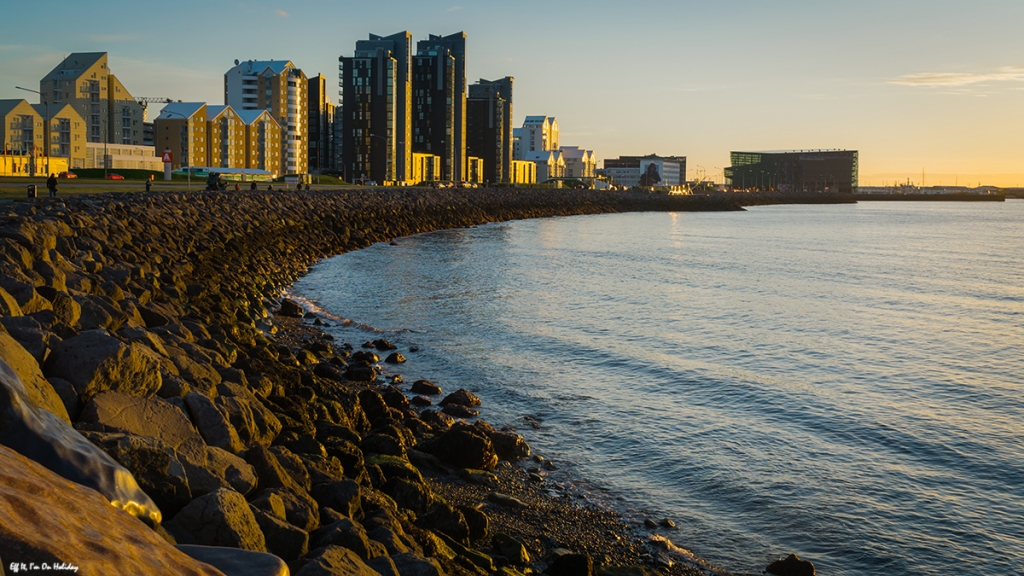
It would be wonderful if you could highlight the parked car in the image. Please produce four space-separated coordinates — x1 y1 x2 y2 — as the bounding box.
58 171 77 179
105 173 124 180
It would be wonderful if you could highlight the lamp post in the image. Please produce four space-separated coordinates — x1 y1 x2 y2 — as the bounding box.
16 86 48 175
160 110 190 190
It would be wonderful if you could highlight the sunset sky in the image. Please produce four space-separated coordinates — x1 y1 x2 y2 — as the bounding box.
2 0 1021 186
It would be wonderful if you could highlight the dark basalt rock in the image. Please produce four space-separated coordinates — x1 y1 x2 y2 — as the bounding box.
384 352 406 364
439 388 481 407
421 424 498 470
766 554 816 576
279 299 305 318
165 488 266 552
372 339 397 351
410 380 442 395
547 552 595 576
441 404 480 419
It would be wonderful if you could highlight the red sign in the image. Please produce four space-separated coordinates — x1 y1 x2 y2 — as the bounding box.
161 151 173 163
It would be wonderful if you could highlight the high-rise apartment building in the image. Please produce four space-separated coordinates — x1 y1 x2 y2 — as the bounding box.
416 33 467 182
39 53 145 146
308 74 336 174
467 77 513 184
515 116 559 159
412 49 456 180
225 59 308 175
339 32 413 183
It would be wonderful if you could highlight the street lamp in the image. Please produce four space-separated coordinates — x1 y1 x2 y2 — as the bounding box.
15 86 48 175
160 109 191 190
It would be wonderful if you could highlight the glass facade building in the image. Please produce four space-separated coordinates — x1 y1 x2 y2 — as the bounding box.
725 149 858 193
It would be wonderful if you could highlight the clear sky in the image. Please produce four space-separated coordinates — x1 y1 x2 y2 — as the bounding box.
2 0 1022 186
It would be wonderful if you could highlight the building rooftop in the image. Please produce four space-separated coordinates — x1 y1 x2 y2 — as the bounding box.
40 52 107 82
733 149 853 154
237 109 273 125
0 99 29 117
205 105 230 118
157 102 205 120
232 60 296 75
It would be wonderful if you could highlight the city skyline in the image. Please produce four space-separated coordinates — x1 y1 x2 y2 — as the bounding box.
2 0 1022 186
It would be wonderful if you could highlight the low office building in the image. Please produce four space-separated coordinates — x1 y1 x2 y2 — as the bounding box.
84 142 163 171
725 149 858 192
509 160 536 185
603 154 687 188
467 156 484 184
411 152 441 183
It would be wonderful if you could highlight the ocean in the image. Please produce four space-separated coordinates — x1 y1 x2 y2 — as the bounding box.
291 200 1024 575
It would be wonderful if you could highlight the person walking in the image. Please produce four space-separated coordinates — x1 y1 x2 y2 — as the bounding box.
145 175 153 192
250 181 258 191
46 173 57 198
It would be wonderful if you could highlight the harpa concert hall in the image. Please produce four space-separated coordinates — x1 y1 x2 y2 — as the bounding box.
725 149 858 193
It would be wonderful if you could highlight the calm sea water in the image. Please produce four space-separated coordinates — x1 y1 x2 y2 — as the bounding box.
292 201 1024 575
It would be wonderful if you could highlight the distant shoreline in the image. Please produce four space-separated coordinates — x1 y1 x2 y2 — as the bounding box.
852 192 1006 202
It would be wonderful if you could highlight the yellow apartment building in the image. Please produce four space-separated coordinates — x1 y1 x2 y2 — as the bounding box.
153 102 207 170
225 60 308 175
206 105 246 169
238 109 281 176
39 52 145 145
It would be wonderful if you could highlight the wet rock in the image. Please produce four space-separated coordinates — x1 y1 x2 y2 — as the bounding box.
439 388 481 407
175 545 289 576
410 396 432 407
643 519 657 529
257 487 320 533
372 339 397 351
45 329 162 401
345 364 378 382
658 518 677 529
441 404 480 418
410 380 442 395
279 299 305 317
165 487 267 551
420 409 454 430
362 433 407 458
487 430 530 461
423 425 498 470
385 352 406 364
296 545 380 576
486 492 527 509
547 552 595 576
0 360 160 525
766 554 816 576
0 445 220 576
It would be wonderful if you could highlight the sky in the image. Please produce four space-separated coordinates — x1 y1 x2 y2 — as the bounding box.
2 0 1022 186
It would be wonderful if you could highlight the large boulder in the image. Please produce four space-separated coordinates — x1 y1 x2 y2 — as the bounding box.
216 383 281 447
0 445 222 576
311 480 363 520
176 545 288 576
390 553 447 576
296 545 380 576
250 506 309 561
0 359 160 525
165 488 267 552
0 329 70 422
310 518 382 561
766 554 816 576
45 329 162 401
422 425 498 470
78 391 256 497
547 553 595 576
186 393 244 454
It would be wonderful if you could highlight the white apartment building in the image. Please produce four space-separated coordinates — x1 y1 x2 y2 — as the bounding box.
559 146 596 179
524 150 565 183
225 59 308 175
514 116 558 159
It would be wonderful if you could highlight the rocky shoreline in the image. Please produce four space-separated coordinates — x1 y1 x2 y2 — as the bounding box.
0 188 830 576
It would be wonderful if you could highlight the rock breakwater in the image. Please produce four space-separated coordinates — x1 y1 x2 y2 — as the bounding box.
0 188 837 575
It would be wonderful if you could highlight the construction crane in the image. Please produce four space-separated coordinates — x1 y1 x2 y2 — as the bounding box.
135 97 175 120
